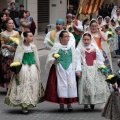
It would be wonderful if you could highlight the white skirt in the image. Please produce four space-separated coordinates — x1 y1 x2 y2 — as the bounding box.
6 64 44 106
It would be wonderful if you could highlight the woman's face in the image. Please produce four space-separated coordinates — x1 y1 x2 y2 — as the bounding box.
6 19 14 29
23 12 27 18
90 22 98 33
60 32 70 45
1 14 7 21
82 35 91 46
116 9 120 16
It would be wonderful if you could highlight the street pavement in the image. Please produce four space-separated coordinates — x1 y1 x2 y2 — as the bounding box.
0 33 119 120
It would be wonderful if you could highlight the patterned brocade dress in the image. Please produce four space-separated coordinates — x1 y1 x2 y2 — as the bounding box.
78 49 110 105
5 44 44 108
0 30 20 88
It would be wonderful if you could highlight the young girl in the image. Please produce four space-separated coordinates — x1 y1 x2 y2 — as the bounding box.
102 59 120 120
76 33 110 110
45 30 77 112
5 31 44 113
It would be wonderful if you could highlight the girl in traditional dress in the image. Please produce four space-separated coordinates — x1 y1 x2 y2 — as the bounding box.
82 18 89 31
76 33 110 110
102 24 116 57
103 16 111 27
97 16 104 28
45 30 77 112
5 31 44 114
0 18 20 89
89 19 112 74
102 59 120 120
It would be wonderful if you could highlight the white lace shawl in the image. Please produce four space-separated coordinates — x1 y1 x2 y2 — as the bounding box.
75 33 105 72
45 41 76 73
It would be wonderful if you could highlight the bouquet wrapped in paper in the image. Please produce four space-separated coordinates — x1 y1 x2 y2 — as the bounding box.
1 37 19 57
99 65 108 75
106 74 118 84
108 28 114 38
10 62 22 85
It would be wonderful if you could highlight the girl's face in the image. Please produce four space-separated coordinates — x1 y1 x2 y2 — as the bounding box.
82 35 91 46
86 20 89 26
102 26 107 32
90 22 98 33
1 14 7 21
111 21 116 26
67 17 72 23
98 19 102 24
117 31 120 35
25 33 34 43
106 18 110 23
6 19 14 29
60 32 70 45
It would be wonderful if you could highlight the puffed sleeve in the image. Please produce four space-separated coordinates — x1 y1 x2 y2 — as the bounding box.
75 47 82 72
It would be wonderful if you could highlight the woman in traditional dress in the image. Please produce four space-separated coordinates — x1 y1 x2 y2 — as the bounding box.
5 31 44 113
76 32 110 110
0 18 20 89
45 30 77 112
97 16 104 28
89 19 112 74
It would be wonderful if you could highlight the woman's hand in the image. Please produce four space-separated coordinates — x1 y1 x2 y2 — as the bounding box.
53 59 57 65
76 72 82 78
1 44 7 48
7 45 15 51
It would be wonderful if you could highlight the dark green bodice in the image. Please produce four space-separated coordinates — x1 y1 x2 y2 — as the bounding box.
57 48 72 70
22 52 35 65
72 32 81 47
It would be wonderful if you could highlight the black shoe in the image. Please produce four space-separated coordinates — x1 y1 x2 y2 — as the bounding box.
58 109 64 112
68 108 73 112
90 104 95 110
84 105 89 111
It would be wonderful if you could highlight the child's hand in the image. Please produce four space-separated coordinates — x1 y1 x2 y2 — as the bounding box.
112 84 116 89
53 60 57 65
76 72 82 78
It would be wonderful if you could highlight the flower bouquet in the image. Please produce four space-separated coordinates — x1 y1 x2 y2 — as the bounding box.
10 62 22 85
106 74 118 84
1 37 19 57
108 28 114 38
99 65 108 75
67 25 72 32
53 53 60 59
